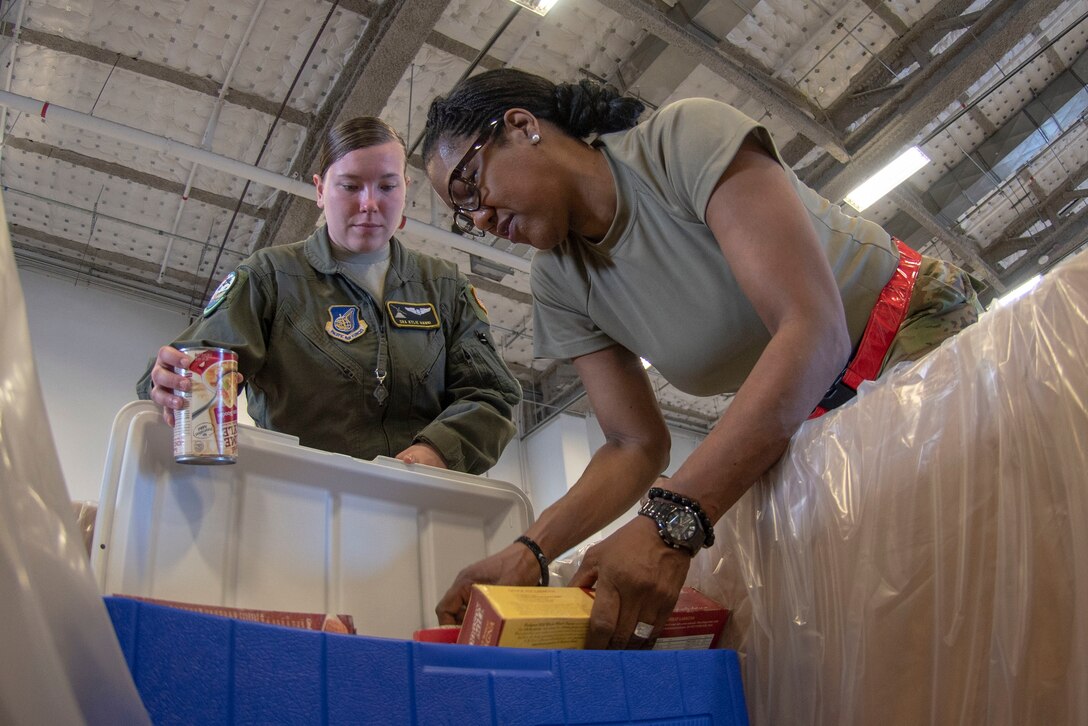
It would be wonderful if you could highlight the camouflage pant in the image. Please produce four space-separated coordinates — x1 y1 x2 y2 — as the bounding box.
881 256 984 372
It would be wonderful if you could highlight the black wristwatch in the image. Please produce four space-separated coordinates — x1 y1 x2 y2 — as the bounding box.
638 488 715 555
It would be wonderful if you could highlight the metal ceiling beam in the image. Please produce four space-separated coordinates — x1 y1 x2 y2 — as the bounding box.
805 0 1064 204
426 30 505 70
597 0 849 162
0 88 529 275
13 244 201 312
860 0 909 37
999 206 1088 285
321 0 381 16
10 224 208 292
781 0 977 166
877 34 1087 259
606 0 745 106
4 137 268 219
0 89 316 196
887 186 1005 292
2 27 309 126
257 0 452 252
982 156 1088 264
826 0 975 133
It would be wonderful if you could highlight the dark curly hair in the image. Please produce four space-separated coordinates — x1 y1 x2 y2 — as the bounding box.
421 68 645 164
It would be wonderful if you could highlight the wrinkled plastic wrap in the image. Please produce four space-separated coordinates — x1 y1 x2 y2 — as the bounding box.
690 252 1088 726
0 194 149 724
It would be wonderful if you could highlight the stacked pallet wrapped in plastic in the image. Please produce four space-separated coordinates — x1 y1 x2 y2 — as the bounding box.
691 252 1088 726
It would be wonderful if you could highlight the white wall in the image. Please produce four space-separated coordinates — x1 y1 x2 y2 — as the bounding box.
16 267 704 523
518 411 707 559
17 268 191 502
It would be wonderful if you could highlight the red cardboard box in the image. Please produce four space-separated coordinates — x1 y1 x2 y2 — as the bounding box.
118 595 356 634
413 624 462 643
656 586 730 649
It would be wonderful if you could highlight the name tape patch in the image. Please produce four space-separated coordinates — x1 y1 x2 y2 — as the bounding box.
387 301 440 329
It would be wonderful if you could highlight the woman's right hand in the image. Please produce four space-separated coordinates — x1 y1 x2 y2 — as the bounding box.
148 346 193 426
435 543 543 625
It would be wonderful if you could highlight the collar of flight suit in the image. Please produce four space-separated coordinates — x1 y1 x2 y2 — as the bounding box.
303 225 421 295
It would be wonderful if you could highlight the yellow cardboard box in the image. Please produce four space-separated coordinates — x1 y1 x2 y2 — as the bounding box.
458 585 595 648
457 585 729 649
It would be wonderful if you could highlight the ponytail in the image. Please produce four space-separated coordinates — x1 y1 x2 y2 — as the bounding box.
422 69 644 163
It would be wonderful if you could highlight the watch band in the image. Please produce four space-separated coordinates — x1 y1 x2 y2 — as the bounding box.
638 499 699 555
647 487 715 547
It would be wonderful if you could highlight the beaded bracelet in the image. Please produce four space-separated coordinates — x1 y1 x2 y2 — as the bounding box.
515 535 550 586
647 487 716 547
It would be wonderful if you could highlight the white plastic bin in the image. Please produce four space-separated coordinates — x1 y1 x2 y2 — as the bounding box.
92 401 533 639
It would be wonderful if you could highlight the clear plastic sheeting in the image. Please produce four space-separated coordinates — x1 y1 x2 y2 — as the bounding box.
0 194 149 724
690 251 1088 726
71 501 98 558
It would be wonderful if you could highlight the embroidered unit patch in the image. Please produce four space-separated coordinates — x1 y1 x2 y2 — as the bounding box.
387 301 440 329
203 271 237 317
325 305 368 342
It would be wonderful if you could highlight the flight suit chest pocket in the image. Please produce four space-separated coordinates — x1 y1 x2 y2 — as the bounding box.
409 329 447 384
277 299 370 381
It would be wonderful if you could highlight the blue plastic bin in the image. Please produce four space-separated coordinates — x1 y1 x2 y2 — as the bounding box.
106 596 748 725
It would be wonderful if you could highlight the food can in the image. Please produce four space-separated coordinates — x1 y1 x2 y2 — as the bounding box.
173 347 240 464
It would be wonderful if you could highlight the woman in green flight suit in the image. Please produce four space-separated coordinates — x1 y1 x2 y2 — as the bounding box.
140 117 521 475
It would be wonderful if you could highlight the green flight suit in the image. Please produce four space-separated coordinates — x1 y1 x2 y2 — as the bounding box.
138 227 521 474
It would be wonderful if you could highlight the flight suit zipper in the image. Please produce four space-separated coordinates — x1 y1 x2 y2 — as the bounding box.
334 267 395 457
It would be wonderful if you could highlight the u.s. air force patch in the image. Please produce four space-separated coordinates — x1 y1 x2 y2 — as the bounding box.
387 301 440 329
203 270 238 317
325 305 367 342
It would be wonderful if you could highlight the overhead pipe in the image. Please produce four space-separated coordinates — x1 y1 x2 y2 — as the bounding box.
0 89 532 274
157 0 268 282
0 0 29 163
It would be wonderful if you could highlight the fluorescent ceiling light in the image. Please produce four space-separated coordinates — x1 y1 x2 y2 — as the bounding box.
844 146 930 211
640 357 652 370
507 0 559 15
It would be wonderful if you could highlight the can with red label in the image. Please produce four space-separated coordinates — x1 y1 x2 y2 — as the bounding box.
173 347 240 464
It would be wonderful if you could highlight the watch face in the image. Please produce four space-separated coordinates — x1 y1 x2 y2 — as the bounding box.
663 508 698 542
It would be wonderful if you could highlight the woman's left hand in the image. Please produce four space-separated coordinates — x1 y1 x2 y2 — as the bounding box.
568 515 693 649
395 442 447 468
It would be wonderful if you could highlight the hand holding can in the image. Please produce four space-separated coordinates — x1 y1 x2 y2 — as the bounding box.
173 347 239 464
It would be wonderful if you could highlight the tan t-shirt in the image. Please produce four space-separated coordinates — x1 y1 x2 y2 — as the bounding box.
531 98 898 396
330 243 391 303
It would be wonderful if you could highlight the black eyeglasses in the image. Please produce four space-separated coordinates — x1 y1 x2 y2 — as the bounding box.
447 117 502 237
